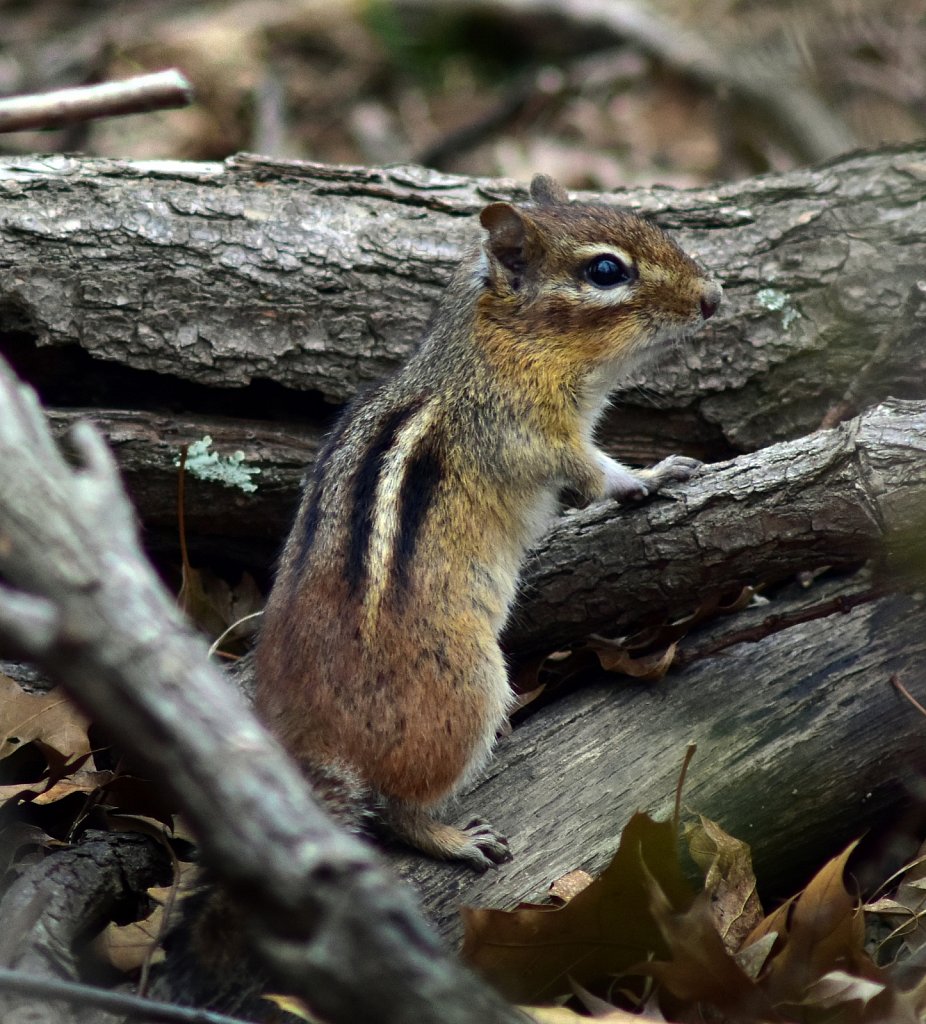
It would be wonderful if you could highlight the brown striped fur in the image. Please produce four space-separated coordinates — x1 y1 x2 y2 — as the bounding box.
255 175 721 869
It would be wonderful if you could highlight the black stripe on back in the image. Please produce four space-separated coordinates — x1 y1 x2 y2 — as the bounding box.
394 436 444 595
347 402 421 594
292 407 353 573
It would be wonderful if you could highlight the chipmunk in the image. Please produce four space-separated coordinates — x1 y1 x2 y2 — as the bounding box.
254 174 721 870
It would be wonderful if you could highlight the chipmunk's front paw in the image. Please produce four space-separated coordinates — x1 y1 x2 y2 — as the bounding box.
599 452 700 503
638 455 701 493
598 453 652 502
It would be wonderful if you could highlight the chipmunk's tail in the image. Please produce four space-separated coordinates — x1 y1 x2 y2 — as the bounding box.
150 759 381 1019
303 757 382 832
151 879 267 1019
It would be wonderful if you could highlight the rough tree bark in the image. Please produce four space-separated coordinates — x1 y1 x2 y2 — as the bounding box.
1 149 925 1019
510 397 926 654
408 580 926 945
0 832 170 1024
1 146 925 540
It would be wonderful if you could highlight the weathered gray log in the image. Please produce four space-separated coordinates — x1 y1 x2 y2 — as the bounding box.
0 357 524 1024
1 362 924 1014
507 397 926 655
46 407 319 542
404 577 925 946
43 399 926 664
0 831 170 1024
45 404 713 549
2 148 926 1015
1 148 925 457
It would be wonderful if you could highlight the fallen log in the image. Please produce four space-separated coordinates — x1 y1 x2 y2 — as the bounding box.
1 147 924 463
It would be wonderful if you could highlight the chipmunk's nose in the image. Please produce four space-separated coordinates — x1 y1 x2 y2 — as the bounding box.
699 280 723 320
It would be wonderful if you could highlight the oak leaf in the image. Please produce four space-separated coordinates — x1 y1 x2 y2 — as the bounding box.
637 875 776 1020
685 815 763 953
586 637 677 680
751 841 865 1007
549 869 595 905
461 812 691 1004
95 905 166 973
802 970 884 1010
0 676 91 762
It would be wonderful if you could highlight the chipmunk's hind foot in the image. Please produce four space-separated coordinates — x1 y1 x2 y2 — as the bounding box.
386 803 511 872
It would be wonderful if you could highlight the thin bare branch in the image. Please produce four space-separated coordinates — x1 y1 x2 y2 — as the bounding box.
0 967 249 1024
0 70 193 134
0 585 58 659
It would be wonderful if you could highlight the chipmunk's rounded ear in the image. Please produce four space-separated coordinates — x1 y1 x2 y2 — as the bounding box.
480 202 536 281
529 174 568 205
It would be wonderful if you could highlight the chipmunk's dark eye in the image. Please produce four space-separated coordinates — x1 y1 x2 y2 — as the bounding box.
584 253 635 289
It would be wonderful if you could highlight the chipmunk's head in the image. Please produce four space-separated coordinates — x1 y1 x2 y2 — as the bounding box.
476 175 721 382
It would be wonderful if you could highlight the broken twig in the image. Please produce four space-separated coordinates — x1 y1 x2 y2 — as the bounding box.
0 70 193 134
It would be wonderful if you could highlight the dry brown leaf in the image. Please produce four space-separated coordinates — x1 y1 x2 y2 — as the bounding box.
527 1005 655 1023
95 905 166 973
892 839 926 956
717 585 758 614
586 638 677 680
741 839 924 1022
462 806 926 1023
510 681 547 714
733 933 778 978
0 822 65 874
1 766 172 823
638 880 774 1019
734 932 778 981
549 870 595 905
803 969 884 1010
743 889 796 951
760 840 865 1006
685 815 763 952
0 677 91 762
146 860 199 907
638 846 908 1022
864 897 910 914
509 647 569 711
94 859 196 974
263 993 322 1022
617 584 755 653
461 812 692 1004
0 781 48 804
32 769 114 805
802 968 922 1023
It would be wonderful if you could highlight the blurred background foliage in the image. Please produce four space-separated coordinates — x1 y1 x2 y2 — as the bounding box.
0 0 924 187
